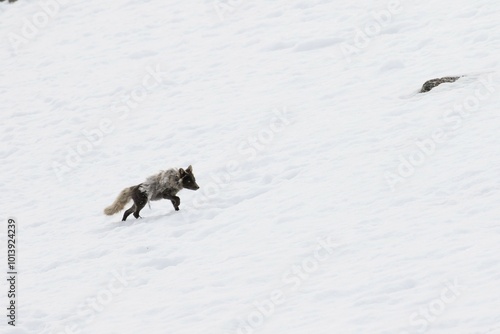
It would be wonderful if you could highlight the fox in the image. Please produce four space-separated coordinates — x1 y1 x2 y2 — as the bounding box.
104 165 199 221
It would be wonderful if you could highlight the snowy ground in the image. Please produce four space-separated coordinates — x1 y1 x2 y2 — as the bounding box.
1 0 500 333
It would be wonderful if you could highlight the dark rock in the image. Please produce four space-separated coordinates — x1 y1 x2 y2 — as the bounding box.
420 76 461 93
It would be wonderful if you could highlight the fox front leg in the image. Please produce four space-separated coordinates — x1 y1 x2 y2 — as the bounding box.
171 196 180 211
163 193 181 211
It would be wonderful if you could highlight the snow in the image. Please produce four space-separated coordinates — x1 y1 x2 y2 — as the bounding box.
1 0 500 333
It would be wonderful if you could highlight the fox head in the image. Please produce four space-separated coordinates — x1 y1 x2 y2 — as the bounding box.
179 165 199 191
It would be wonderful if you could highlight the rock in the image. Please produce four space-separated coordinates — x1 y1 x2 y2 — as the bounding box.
420 76 460 93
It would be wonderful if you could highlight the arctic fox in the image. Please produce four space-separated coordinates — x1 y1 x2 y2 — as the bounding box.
104 165 199 221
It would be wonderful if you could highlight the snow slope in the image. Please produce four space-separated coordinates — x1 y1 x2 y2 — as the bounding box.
1 0 500 333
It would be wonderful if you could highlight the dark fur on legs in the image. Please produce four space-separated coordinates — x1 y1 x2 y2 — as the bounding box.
163 193 181 211
121 187 183 220
122 186 148 221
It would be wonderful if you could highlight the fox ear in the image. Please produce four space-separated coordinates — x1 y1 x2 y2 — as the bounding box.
186 165 193 173
179 168 186 177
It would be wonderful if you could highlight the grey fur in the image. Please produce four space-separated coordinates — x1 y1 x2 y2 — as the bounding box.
139 169 183 201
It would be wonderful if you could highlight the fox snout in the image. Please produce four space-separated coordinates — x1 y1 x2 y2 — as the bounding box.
182 178 199 191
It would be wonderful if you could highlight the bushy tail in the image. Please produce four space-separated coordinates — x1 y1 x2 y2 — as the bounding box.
104 187 133 215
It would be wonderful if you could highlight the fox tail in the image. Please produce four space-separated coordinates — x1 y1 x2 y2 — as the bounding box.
104 187 133 215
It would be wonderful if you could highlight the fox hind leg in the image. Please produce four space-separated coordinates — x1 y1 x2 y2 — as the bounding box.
122 204 136 221
133 190 148 219
122 186 148 221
